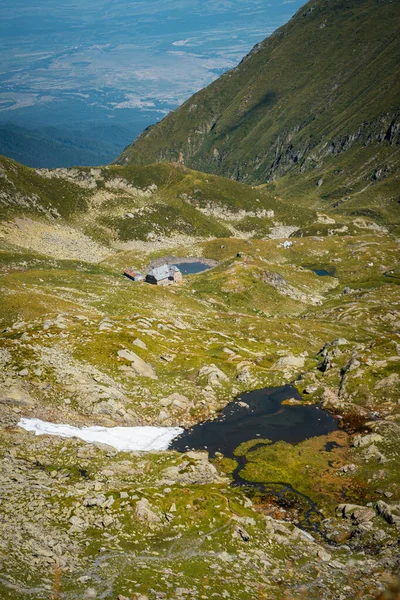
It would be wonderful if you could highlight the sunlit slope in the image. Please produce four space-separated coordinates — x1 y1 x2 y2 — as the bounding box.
0 156 316 254
117 0 400 195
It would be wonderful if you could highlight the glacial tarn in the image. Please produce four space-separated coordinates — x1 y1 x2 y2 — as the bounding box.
170 385 338 457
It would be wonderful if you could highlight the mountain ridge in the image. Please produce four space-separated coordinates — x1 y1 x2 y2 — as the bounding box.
116 0 400 190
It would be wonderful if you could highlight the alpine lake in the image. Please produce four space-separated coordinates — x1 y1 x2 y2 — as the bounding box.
170 385 340 534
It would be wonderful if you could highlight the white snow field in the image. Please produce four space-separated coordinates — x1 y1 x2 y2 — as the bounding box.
18 418 184 452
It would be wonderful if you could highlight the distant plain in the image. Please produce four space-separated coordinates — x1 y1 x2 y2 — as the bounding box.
0 0 303 166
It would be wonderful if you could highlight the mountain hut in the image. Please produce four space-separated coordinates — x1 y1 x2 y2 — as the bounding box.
146 264 182 285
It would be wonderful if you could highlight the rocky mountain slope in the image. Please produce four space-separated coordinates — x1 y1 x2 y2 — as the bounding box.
0 150 399 598
0 154 320 259
116 0 400 227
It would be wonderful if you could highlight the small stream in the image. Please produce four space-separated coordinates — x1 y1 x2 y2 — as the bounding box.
170 385 338 534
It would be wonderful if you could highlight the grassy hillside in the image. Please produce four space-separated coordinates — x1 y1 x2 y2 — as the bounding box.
0 153 399 598
272 143 400 234
116 0 400 202
1 224 399 599
0 155 321 258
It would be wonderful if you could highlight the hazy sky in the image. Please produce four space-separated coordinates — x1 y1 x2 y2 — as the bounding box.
0 0 303 127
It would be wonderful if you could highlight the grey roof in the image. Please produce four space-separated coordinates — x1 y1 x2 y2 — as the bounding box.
147 264 181 281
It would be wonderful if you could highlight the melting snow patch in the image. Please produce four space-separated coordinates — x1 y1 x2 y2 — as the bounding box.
18 418 184 452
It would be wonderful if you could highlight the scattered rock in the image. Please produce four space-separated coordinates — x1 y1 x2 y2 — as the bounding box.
157 409 170 424
233 525 250 542
261 271 287 289
339 464 357 474
332 338 348 346
160 353 176 363
161 452 227 485
304 385 318 394
159 397 173 407
374 373 399 389
337 503 365 518
99 319 113 331
364 444 388 464
133 338 147 350
317 548 332 562
320 387 341 408
237 366 252 382
237 401 250 409
162 393 191 410
352 507 376 523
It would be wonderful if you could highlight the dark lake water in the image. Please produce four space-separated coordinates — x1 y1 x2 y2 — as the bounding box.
303 265 336 277
384 270 400 282
172 262 212 275
170 385 338 457
170 385 340 534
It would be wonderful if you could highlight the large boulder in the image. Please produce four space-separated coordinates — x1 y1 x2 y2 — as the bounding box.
0 383 35 408
159 393 191 410
374 373 399 389
132 338 147 350
135 498 160 525
161 452 228 485
353 433 383 448
376 501 400 527
275 354 305 369
198 364 228 387
117 349 157 379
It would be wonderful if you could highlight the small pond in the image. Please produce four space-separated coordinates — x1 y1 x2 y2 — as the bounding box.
172 262 212 276
170 385 337 457
303 264 336 277
170 385 339 533
384 270 400 282
148 256 217 277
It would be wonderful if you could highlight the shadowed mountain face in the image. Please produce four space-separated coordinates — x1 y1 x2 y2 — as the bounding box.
117 0 400 187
